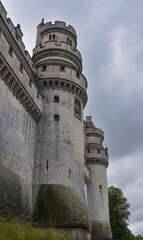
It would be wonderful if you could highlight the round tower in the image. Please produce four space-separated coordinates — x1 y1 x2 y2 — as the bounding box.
32 20 89 240
85 116 112 240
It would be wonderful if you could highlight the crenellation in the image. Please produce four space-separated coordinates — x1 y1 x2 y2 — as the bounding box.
0 1 36 73
41 21 77 37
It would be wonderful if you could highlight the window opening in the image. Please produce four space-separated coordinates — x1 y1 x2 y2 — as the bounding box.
42 65 47 71
76 72 80 78
74 98 81 120
19 63 23 73
60 65 65 72
54 95 59 103
29 78 32 87
99 184 102 190
37 91 40 99
9 46 13 57
98 149 100 154
87 149 90 153
69 169 71 178
46 160 49 170
54 114 59 121
53 34 55 40
49 34 52 40
44 81 47 86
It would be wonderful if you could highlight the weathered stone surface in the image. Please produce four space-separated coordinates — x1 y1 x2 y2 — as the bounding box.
33 184 89 228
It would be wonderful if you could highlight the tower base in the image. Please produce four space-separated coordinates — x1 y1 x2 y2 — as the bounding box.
33 184 89 226
91 220 112 240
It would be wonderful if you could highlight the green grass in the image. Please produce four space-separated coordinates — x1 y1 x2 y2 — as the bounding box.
0 218 73 240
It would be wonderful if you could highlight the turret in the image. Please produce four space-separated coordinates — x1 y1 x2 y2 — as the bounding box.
85 116 112 240
33 21 89 240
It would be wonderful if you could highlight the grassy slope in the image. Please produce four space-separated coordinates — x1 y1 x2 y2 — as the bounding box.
0 218 72 240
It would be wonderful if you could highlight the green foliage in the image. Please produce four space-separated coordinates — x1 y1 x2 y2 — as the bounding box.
0 217 72 240
108 186 132 240
135 235 143 240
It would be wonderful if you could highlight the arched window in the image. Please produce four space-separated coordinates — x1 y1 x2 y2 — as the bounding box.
74 98 81 120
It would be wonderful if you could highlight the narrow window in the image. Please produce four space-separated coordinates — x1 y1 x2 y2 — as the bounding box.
49 34 52 40
60 65 65 72
54 95 59 103
19 63 23 73
74 98 81 120
87 149 90 153
37 91 39 99
54 114 59 121
70 39 72 45
42 65 47 71
9 46 13 57
76 72 80 78
46 160 49 170
98 149 100 154
67 37 69 43
99 184 102 190
69 169 71 178
44 81 47 86
29 78 32 87
53 34 55 40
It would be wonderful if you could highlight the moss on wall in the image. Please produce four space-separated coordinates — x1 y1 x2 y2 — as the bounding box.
33 184 89 228
0 165 31 220
91 221 112 240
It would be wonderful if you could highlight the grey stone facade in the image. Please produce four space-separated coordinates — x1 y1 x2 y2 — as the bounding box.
0 1 112 239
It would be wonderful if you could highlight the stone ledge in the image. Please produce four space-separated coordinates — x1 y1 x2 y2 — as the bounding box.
0 56 42 122
35 78 88 108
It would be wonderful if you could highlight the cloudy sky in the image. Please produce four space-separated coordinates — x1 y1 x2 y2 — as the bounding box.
1 0 143 236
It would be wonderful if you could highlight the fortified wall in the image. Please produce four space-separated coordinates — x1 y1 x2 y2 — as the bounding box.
0 1 42 219
0 2 112 240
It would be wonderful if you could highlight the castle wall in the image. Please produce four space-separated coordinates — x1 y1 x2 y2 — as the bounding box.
0 2 43 219
0 78 36 219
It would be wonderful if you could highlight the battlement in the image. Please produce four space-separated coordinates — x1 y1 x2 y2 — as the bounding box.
85 116 104 139
0 1 36 72
38 20 77 37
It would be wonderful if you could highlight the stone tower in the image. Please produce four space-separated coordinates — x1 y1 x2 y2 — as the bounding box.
85 116 112 240
32 21 89 239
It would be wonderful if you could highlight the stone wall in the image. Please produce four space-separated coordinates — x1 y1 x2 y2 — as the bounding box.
0 78 36 219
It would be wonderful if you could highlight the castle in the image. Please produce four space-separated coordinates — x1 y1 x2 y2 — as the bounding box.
0 2 112 240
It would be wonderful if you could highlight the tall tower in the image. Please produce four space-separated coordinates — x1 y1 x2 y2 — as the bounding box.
32 21 89 239
85 116 112 240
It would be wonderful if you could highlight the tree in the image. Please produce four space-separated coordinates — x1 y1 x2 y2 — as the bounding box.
108 186 133 240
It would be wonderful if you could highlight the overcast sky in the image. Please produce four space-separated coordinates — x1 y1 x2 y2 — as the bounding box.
1 0 143 236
